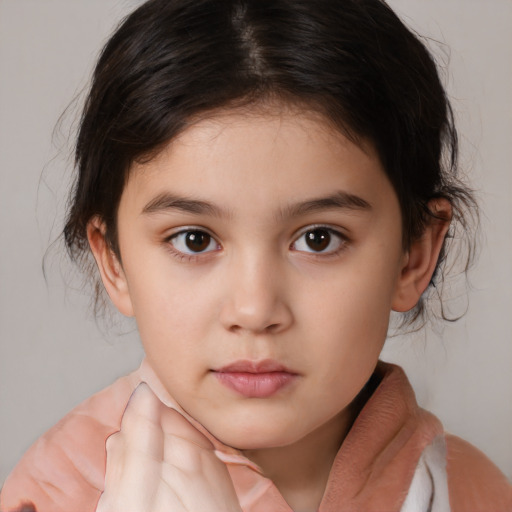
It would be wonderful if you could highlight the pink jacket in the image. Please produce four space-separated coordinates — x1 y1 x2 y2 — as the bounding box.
2 360 511 512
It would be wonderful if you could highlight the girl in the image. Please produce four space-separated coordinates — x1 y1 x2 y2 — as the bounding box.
1 0 511 511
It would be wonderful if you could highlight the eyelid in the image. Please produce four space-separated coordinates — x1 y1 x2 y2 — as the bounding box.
165 226 221 259
165 224 217 239
290 224 349 255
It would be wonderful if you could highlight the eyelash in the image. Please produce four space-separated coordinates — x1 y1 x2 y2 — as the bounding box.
290 225 349 259
164 225 350 262
165 228 220 263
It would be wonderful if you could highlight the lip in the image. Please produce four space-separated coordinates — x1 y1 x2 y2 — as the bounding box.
213 359 298 398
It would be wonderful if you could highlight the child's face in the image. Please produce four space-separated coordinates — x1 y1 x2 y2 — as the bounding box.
108 108 409 450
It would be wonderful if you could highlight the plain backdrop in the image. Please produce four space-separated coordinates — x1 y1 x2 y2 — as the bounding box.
0 0 511 487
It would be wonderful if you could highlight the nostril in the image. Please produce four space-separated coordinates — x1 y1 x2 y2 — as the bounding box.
227 323 280 334
229 324 242 334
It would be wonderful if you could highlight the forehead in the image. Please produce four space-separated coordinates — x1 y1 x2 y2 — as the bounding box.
133 108 377 173
121 107 397 221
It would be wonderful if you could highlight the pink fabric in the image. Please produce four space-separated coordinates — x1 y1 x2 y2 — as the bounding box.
1 360 511 512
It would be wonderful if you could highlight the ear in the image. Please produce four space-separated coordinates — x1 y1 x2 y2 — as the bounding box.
87 217 134 317
392 198 452 312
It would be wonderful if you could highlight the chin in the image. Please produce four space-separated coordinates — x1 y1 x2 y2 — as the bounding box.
209 418 304 451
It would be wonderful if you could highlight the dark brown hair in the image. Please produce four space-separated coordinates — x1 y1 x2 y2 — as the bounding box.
64 0 477 325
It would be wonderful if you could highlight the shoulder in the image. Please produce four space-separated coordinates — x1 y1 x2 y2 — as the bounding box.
445 433 512 512
0 370 140 512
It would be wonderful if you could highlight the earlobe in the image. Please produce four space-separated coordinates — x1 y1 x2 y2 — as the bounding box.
392 198 452 312
87 217 134 317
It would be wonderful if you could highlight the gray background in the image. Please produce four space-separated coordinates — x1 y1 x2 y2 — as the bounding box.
1 0 511 486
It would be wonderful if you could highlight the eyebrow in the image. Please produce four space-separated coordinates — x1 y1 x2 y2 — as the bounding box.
280 191 372 218
141 193 228 217
141 190 371 218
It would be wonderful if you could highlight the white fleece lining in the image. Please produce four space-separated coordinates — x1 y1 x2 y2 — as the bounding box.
400 435 450 512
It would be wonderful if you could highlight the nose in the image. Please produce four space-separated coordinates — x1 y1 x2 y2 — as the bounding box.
219 250 293 335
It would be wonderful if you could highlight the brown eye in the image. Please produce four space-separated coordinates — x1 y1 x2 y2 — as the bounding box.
170 230 218 255
292 227 346 254
185 231 211 252
305 229 331 252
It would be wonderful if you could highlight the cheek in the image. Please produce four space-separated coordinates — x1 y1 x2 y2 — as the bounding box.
123 257 221 363
300 264 396 338
297 257 398 374
125 241 217 311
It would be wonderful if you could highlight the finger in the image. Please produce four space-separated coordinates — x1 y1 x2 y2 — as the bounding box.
158 455 242 512
161 407 214 450
158 410 242 511
99 430 163 511
160 408 215 473
120 382 166 460
98 384 168 510
122 382 163 432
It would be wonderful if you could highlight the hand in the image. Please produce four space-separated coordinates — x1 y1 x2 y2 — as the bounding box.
96 383 242 512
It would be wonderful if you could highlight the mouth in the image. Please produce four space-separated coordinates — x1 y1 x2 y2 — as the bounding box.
212 359 298 398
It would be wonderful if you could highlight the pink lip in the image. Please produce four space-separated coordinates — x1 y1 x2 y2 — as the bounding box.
213 360 298 398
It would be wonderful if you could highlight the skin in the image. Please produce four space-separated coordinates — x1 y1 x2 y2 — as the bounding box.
96 384 242 512
88 107 450 511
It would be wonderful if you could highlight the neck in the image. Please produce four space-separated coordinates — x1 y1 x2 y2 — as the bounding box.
242 408 353 512
241 374 380 512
